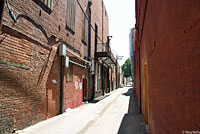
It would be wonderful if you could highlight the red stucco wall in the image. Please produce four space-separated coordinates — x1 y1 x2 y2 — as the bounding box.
135 0 200 133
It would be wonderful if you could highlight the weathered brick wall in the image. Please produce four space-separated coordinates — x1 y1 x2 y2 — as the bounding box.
134 47 141 110
3 0 88 55
64 64 85 109
102 3 109 45
1 0 85 132
135 0 200 133
0 0 110 132
90 0 109 58
46 53 61 118
0 31 54 133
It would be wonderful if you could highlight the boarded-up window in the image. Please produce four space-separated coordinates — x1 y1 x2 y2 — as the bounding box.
39 0 53 9
81 15 88 45
66 0 76 34
65 63 73 82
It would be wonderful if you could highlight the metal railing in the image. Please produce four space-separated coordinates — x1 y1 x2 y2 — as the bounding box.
97 42 111 56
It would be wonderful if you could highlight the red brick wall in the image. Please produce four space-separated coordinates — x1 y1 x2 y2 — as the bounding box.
46 53 61 118
64 64 86 109
3 0 88 55
0 31 57 132
0 0 109 132
90 0 109 58
88 0 110 95
134 27 141 110
134 49 141 110
135 0 200 133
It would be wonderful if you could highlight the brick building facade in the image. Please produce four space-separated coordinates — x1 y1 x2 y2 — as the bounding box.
134 0 200 134
0 0 118 133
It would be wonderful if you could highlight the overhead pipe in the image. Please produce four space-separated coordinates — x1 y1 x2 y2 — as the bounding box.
69 59 86 68
66 48 90 64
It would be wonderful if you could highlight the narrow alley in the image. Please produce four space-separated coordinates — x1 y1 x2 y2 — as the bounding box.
17 87 147 134
0 0 200 134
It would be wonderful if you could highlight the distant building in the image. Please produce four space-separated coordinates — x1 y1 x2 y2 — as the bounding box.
129 28 134 75
129 28 136 86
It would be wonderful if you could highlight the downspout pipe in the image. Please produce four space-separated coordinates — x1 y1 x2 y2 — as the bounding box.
60 56 65 114
88 1 92 101
93 24 98 98
102 0 104 42
95 24 98 56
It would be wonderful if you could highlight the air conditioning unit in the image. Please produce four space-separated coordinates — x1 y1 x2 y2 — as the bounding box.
59 44 66 56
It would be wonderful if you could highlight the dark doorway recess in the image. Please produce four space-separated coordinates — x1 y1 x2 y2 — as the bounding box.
83 78 88 102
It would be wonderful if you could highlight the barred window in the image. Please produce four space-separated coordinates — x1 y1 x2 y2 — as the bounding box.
81 15 88 45
66 0 76 34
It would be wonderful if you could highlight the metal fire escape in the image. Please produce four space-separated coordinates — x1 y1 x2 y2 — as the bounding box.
95 36 115 65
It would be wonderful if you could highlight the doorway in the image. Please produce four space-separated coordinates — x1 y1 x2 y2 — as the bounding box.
46 55 60 119
91 74 95 100
83 78 88 101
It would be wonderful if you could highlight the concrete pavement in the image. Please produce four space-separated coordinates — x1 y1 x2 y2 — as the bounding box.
16 87 147 134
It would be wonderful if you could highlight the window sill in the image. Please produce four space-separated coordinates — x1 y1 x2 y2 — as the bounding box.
66 26 75 35
33 0 52 14
81 39 87 46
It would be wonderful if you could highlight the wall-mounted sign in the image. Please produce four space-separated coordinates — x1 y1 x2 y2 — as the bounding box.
79 82 82 89
75 81 79 89
52 80 57 83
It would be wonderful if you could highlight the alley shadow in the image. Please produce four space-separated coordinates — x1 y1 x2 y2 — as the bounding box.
117 88 147 134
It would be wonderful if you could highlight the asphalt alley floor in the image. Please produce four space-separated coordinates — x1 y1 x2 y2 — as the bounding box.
17 87 147 134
